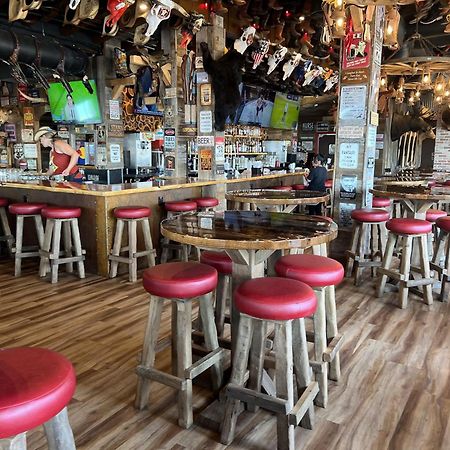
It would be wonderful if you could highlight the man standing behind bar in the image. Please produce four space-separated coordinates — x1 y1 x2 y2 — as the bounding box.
304 154 327 215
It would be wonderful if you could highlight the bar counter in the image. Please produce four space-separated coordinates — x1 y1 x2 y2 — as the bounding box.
0 170 311 276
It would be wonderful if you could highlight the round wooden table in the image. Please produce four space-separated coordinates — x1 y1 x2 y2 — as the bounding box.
225 189 330 213
370 185 450 219
161 209 337 348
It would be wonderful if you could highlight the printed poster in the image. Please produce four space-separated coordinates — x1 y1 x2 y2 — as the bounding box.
343 32 371 70
339 143 359 169
340 175 358 200
199 148 212 170
339 202 357 227
339 85 367 121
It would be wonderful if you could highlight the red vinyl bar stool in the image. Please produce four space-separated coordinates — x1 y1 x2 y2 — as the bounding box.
200 251 232 337
377 218 434 308
160 200 197 264
221 277 319 450
39 207 85 284
324 179 333 216
109 206 156 282
372 197 391 209
0 198 14 254
346 208 389 285
0 347 76 450
275 254 344 408
8 203 46 276
430 216 450 302
191 197 219 211
426 208 447 255
135 262 225 429
291 184 306 190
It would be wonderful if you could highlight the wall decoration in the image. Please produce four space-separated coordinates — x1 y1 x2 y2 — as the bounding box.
340 175 358 200
338 143 359 169
200 84 212 106
23 107 34 127
199 148 212 170
122 87 163 132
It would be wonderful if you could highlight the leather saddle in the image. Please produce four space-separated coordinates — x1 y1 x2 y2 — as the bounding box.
64 0 99 26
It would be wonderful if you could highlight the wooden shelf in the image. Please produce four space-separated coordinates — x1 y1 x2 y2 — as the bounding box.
225 135 265 139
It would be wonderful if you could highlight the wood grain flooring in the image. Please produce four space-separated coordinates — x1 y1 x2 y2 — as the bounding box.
1 256 449 450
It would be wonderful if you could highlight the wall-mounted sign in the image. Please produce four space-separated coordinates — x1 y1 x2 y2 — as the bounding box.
340 175 358 200
200 84 212 106
199 148 212 170
199 110 213 133
165 154 176 170
21 128 34 143
23 143 38 159
164 128 176 149
108 123 124 138
338 125 364 139
339 85 367 121
342 68 369 84
4 123 16 142
197 135 214 146
23 107 34 127
339 143 359 169
109 143 121 163
339 202 357 227
109 99 121 120
343 32 371 70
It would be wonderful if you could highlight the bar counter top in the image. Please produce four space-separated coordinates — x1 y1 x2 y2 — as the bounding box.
0 170 310 197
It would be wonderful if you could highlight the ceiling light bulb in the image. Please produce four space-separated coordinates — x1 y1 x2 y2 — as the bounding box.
336 17 345 28
381 77 386 86
298 15 305 22
386 24 393 36
445 90 450 97
415 90 421 98
336 0 343 7
139 1 150 12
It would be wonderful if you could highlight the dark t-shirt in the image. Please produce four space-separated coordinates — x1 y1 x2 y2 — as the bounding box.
307 166 328 192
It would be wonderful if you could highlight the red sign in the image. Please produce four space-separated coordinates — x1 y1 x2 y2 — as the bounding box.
343 32 371 71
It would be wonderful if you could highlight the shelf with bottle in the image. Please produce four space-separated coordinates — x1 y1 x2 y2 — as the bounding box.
224 124 267 140
224 152 267 156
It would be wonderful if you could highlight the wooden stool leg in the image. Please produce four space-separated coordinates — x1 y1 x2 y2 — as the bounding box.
274 321 295 450
313 288 328 408
39 219 54 277
159 236 170 264
221 316 254 445
399 236 412 309
176 299 193 428
0 433 27 450
50 220 62 284
326 285 341 382
0 207 14 255
34 215 45 249
199 292 223 390
440 242 450 302
109 219 124 278
43 407 76 450
292 318 314 430
377 233 396 297
354 223 367 286
70 219 85 279
431 230 446 267
215 274 229 337
345 223 359 277
62 221 73 274
14 215 24 277
128 220 138 282
135 296 163 410
141 218 156 267
418 235 433 306
247 320 266 413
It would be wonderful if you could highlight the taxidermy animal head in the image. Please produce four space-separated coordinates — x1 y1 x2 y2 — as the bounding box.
391 108 435 141
200 42 245 131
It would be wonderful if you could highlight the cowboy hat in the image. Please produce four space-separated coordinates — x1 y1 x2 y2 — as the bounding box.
34 126 56 142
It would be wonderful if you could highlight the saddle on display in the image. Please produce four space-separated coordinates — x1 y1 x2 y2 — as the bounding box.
64 0 99 25
120 0 151 28
103 0 136 36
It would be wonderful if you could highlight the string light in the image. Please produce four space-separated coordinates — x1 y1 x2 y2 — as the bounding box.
435 74 446 93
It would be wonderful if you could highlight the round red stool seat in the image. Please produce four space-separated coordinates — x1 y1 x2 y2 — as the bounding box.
271 186 293 191
436 216 450 233
143 262 218 298
291 184 306 190
325 180 333 189
200 251 232 275
275 254 344 288
41 206 81 220
0 347 76 438
0 198 8 208
386 218 432 235
192 197 219 208
351 208 390 223
372 197 391 208
234 277 317 321
426 208 447 223
165 201 198 213
114 206 151 219
8 203 47 215
444 180 450 186
428 181 437 188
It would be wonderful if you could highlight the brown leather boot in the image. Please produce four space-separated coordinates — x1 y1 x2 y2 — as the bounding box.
269 22 285 44
267 9 282 26
237 3 252 22
232 0 246 5
285 19 301 48
268 0 283 10
212 0 228 16
248 0 265 17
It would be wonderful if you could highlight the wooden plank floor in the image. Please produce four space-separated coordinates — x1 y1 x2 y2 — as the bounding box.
1 256 450 450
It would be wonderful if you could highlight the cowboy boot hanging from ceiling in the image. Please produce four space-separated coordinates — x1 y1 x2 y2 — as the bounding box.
234 26 256 54
251 39 270 69
267 45 288 75
180 12 205 49
103 0 136 36
133 0 172 46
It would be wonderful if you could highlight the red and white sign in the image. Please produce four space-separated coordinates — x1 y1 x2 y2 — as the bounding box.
343 32 371 71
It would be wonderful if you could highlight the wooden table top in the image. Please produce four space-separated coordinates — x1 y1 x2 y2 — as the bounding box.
225 189 329 205
371 185 450 202
160 211 338 250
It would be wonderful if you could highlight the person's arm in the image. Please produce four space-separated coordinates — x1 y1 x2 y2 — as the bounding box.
56 141 79 176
